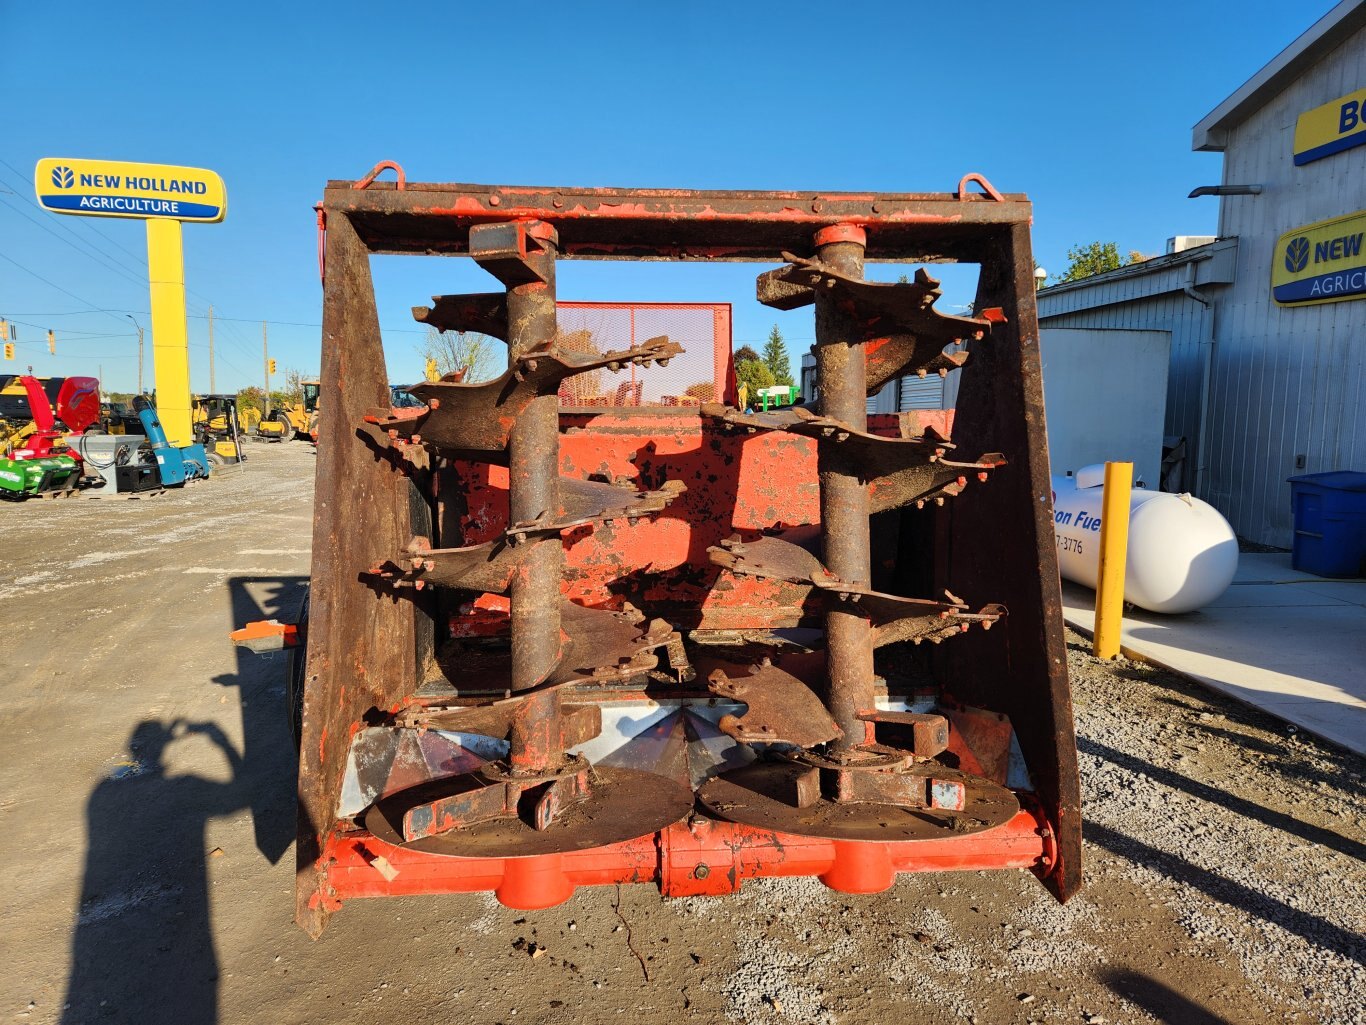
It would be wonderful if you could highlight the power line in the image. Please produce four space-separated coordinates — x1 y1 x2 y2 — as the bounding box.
0 157 219 322
0 252 132 326
0 161 158 287
0 195 151 290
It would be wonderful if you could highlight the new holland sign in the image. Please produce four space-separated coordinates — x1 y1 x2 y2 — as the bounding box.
1272 210 1366 307
34 158 226 222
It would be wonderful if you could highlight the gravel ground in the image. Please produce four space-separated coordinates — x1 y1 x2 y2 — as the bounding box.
2 441 1362 1025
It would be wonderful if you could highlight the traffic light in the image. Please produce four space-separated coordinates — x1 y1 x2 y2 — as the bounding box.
3 343 13 361
268 358 277 374
425 357 439 382
47 330 55 354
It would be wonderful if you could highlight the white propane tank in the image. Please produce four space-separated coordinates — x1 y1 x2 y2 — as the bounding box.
1052 464 1239 614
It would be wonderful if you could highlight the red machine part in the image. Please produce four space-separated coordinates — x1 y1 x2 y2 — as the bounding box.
9 375 73 460
56 376 101 434
316 806 1054 912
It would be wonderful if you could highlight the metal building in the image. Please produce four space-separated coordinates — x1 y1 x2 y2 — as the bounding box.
801 350 952 414
1038 0 1366 547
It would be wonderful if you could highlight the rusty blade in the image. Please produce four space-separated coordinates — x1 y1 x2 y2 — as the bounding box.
366 766 696 857
399 754 595 840
366 334 684 454
854 595 1007 648
378 479 687 594
707 535 1005 649
396 700 602 746
696 760 1020 841
701 405 1005 512
704 661 842 748
756 256 993 391
387 535 520 593
434 600 688 694
551 600 684 688
532 768 593 830
865 335 969 394
509 478 687 542
413 292 509 339
707 534 825 583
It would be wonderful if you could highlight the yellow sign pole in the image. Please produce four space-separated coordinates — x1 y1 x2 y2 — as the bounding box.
1093 461 1133 660
145 218 194 446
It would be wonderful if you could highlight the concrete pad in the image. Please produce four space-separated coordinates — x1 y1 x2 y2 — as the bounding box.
1206 583 1351 609
1233 552 1321 583
1061 579 1366 756
1293 580 1366 607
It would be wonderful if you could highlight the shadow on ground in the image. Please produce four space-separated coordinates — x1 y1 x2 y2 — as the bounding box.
1103 969 1237 1025
59 576 304 1025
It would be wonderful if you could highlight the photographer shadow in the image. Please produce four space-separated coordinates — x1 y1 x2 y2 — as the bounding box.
60 575 305 1025
61 720 250 1025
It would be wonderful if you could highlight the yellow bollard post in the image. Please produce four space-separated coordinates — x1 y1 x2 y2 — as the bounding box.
145 217 194 446
1093 461 1133 660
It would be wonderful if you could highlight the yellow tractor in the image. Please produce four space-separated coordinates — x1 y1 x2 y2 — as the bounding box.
241 380 320 442
192 394 248 464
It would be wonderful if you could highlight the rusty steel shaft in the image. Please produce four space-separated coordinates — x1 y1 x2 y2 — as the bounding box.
814 228 875 754
505 227 564 773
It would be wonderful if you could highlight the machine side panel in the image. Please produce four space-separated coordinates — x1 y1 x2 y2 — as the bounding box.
942 223 1081 900
297 211 427 937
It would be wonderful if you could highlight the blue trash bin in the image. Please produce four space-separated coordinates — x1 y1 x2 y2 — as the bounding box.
1286 471 1366 578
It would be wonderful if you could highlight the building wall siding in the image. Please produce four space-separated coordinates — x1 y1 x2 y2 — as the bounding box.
1208 24 1366 545
1039 27 1366 547
1039 292 1215 491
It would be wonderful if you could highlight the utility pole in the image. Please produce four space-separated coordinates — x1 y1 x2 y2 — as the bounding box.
207 304 215 394
127 314 145 394
262 320 270 418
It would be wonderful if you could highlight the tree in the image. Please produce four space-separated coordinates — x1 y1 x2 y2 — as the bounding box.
237 385 265 413
733 344 760 364
420 326 498 383
761 325 794 388
1054 241 1149 283
735 358 774 407
280 369 305 407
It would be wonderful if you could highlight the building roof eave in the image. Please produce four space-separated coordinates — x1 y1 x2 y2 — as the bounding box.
1191 0 1366 152
1037 239 1239 318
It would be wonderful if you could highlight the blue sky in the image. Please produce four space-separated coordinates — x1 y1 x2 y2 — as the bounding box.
0 1 1330 392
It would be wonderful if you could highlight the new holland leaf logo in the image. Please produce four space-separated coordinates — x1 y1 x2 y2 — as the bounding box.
51 166 74 189
1285 236 1310 274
